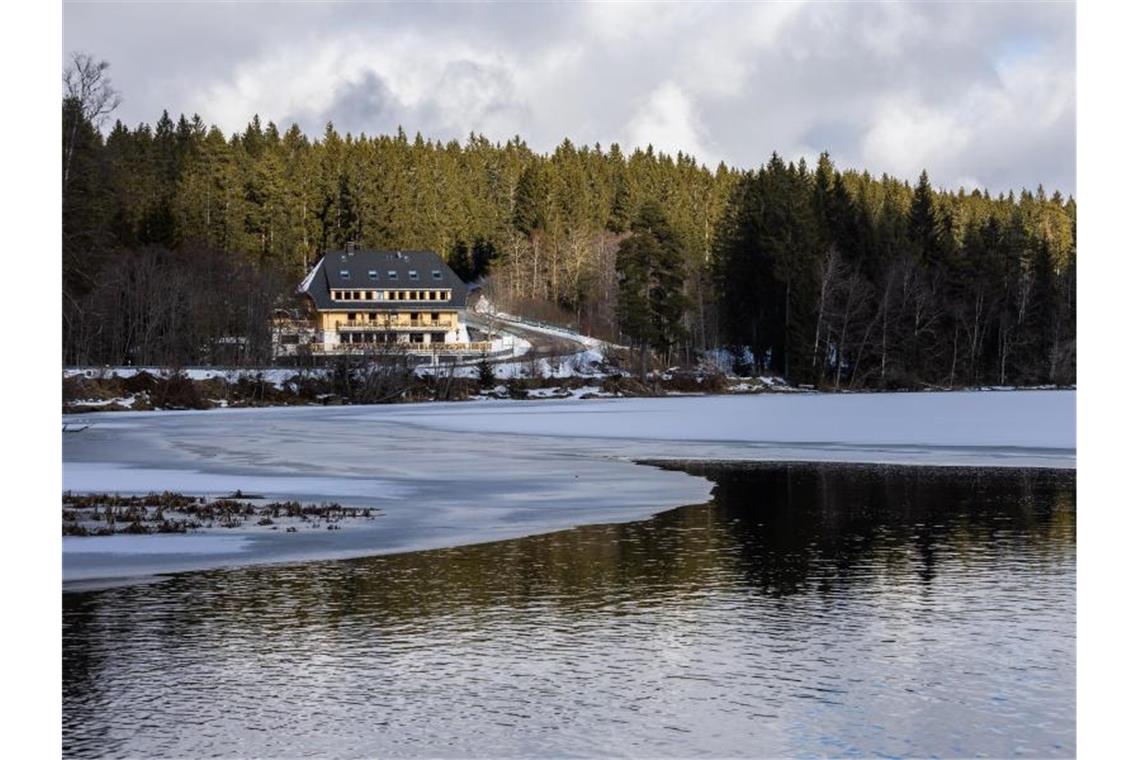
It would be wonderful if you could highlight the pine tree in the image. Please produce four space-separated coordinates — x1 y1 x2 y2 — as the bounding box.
60 70 1076 382
616 200 688 375
512 162 547 234
908 169 941 264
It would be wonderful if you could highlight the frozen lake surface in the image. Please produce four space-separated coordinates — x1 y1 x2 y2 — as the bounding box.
62 390 1074 584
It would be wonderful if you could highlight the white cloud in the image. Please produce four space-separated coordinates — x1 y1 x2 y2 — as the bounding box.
64 1 1075 193
625 83 715 164
676 1 803 98
862 98 971 181
860 37 1075 190
581 0 696 42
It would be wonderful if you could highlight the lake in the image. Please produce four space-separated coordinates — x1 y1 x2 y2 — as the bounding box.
62 392 1075 582
63 461 1075 757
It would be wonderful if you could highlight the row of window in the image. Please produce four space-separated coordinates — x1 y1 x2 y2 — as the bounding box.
344 312 443 323
338 268 444 282
331 289 451 302
339 332 446 344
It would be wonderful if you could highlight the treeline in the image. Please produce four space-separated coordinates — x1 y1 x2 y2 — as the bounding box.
715 156 1075 387
63 67 1074 384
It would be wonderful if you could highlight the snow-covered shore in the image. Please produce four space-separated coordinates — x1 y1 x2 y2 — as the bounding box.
62 390 1074 587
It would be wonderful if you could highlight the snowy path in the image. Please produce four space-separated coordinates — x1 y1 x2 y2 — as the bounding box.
464 308 609 373
62 390 1073 586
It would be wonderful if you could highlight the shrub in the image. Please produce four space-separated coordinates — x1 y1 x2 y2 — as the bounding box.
152 371 211 410
121 371 159 395
63 375 122 404
477 353 496 388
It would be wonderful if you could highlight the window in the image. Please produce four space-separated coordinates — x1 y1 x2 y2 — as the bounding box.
340 270 350 279
431 270 443 280
348 312 357 322
409 270 419 280
368 313 377 322
368 270 379 280
388 270 398 280
431 312 439 322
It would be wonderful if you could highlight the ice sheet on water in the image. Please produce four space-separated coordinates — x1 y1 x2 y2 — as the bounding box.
63 534 252 555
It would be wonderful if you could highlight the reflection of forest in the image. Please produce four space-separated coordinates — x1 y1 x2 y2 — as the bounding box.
64 464 1075 636
63 463 1076 758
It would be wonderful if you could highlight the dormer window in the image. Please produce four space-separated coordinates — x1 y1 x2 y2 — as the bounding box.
409 270 419 280
431 270 442 280
339 270 350 280
388 270 398 280
368 270 378 280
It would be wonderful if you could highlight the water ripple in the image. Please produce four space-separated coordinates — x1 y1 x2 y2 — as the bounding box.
63 463 1075 758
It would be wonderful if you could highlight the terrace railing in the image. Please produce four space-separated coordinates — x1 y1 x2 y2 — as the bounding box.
307 341 494 354
335 320 452 332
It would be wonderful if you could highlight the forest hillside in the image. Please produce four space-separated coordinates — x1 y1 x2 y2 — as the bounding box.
62 57 1075 387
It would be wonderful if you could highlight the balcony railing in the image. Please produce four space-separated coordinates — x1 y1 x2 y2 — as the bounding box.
334 320 453 332
306 341 493 354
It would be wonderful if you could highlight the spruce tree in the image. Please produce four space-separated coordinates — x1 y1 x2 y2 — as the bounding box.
616 200 688 375
908 170 941 263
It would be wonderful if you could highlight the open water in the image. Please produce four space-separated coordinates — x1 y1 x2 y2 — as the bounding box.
63 462 1075 757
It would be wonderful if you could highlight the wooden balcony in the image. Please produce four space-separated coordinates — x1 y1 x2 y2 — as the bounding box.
335 320 453 332
306 341 493 354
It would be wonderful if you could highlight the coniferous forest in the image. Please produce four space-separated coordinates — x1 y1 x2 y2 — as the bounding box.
62 59 1075 387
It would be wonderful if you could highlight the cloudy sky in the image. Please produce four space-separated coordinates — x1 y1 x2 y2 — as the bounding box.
63 1 1075 195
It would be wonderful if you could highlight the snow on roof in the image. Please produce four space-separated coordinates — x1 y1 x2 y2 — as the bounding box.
297 257 323 295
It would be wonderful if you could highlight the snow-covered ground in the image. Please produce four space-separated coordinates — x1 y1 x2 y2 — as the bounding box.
64 366 306 387
62 390 1074 586
385 391 1074 454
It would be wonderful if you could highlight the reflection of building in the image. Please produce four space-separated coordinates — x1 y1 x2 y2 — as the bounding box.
272 249 491 358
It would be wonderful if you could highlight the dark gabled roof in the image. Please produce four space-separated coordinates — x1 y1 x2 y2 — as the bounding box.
299 250 467 311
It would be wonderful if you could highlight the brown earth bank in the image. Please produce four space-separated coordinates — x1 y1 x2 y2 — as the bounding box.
62 367 1071 414
61 368 781 413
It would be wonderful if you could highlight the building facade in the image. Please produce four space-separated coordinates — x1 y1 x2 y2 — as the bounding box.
272 249 490 358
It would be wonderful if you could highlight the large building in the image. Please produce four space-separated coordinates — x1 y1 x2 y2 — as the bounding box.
272 249 490 358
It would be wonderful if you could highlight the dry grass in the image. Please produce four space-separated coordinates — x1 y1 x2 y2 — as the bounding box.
62 491 378 536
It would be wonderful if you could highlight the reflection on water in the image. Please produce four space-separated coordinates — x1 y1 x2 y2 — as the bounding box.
63 463 1075 758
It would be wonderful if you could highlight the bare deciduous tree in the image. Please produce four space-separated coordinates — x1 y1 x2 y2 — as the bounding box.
63 52 121 190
